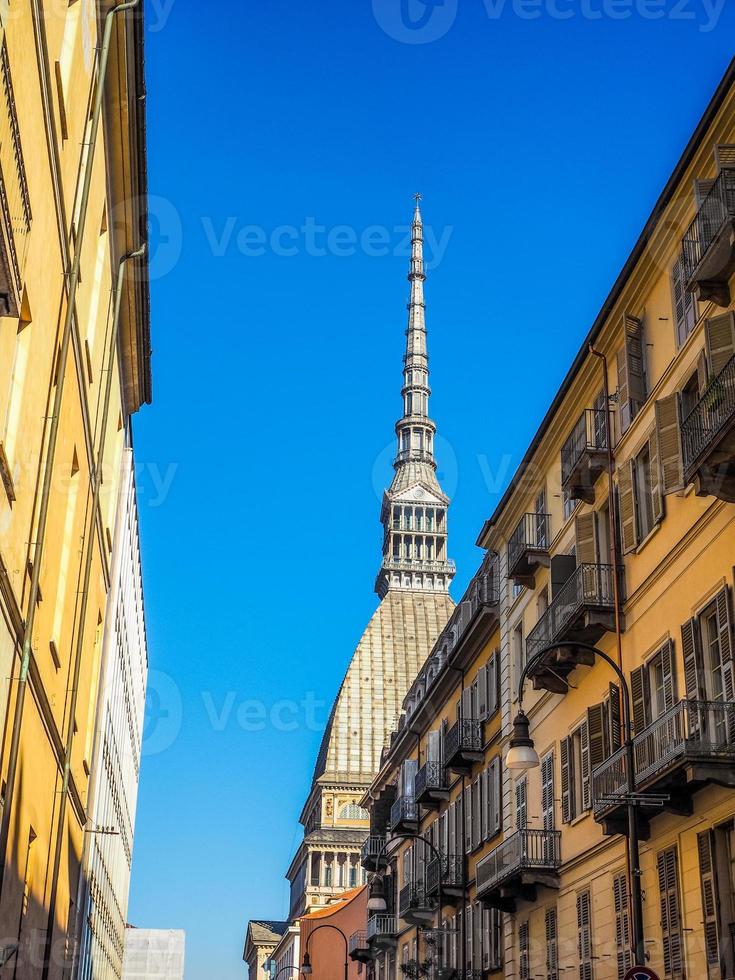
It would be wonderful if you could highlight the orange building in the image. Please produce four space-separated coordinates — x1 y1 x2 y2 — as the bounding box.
301 887 369 980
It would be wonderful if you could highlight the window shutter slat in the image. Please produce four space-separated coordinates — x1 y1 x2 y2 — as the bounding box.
625 314 647 406
618 460 638 553
705 310 735 377
587 703 606 772
560 737 571 824
630 665 648 735
649 425 664 524
574 512 596 565
580 719 591 811
655 394 684 495
617 347 631 434
477 665 488 720
697 831 720 966
660 639 677 710
681 618 703 701
608 682 622 750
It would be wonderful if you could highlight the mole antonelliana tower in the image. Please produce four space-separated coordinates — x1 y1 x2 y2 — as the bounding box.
251 199 456 937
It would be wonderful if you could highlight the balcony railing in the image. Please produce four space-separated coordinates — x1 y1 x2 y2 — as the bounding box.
476 829 561 899
561 408 610 502
507 512 550 581
382 558 456 573
398 882 434 920
426 854 464 896
444 719 483 764
682 353 735 492
349 931 370 957
415 761 448 800
593 700 735 816
361 835 386 869
395 448 435 465
682 167 735 284
390 795 418 831
526 563 617 663
367 915 398 943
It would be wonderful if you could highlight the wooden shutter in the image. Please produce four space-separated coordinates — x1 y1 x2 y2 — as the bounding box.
472 777 481 851
560 737 571 823
587 703 606 775
518 920 529 980
427 729 441 763
403 758 418 797
461 686 473 721
477 665 488 720
649 427 664 524
580 720 591 811
681 617 704 701
625 314 647 404
697 830 720 968
576 890 593 980
697 347 709 394
618 460 638 554
515 777 527 830
705 310 735 376
490 757 501 835
660 639 677 710
715 586 735 701
630 665 650 735
657 846 684 979
575 512 596 565
541 753 554 830
608 683 622 750
655 394 684 494
545 907 558 980
672 254 695 346
488 652 498 717
464 785 473 853
617 346 631 434
613 872 633 978
480 767 489 841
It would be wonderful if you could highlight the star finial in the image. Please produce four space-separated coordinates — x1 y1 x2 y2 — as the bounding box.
414 192 422 205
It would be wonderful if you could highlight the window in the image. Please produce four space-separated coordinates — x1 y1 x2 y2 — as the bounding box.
617 315 647 433
682 588 734 715
339 803 368 820
512 581 523 600
482 907 502 972
577 890 593 980
633 443 655 541
613 872 633 979
631 640 675 734
672 254 697 348
545 907 558 980
541 752 554 832
561 720 589 822
563 489 579 522
657 846 684 978
512 621 524 691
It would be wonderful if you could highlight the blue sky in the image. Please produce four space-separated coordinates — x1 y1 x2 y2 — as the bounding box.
130 2 735 976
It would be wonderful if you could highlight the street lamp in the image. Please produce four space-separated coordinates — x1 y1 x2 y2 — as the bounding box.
509 640 645 967
369 832 447 972
301 923 349 980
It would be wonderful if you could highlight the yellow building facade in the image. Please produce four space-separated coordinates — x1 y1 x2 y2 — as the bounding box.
358 57 735 980
0 1 149 975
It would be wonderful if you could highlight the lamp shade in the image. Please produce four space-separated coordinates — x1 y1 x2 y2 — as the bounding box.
367 875 387 912
301 953 312 976
506 710 540 770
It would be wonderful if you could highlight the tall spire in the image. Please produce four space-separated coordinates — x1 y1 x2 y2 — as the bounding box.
375 197 455 599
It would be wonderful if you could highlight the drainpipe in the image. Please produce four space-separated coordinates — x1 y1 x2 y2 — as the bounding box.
588 345 644 966
0 0 143 907
45 245 146 980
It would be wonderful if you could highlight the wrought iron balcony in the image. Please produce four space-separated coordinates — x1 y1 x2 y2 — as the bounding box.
593 699 735 837
360 835 387 872
389 795 419 834
475 829 561 912
443 718 483 774
415 761 449 809
367 914 398 948
349 931 373 963
561 408 610 503
681 353 735 502
682 167 735 306
507 513 551 586
426 854 465 903
526 563 619 693
398 882 435 924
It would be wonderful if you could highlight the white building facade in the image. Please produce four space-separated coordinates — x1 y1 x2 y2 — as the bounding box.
121 929 185 980
75 447 149 980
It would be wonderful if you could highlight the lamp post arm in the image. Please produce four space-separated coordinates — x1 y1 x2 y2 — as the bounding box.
516 641 633 740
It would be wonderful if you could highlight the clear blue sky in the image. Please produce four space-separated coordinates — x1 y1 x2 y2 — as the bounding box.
130 3 734 976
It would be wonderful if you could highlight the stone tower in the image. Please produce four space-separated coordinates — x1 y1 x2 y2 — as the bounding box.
284 199 456 919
